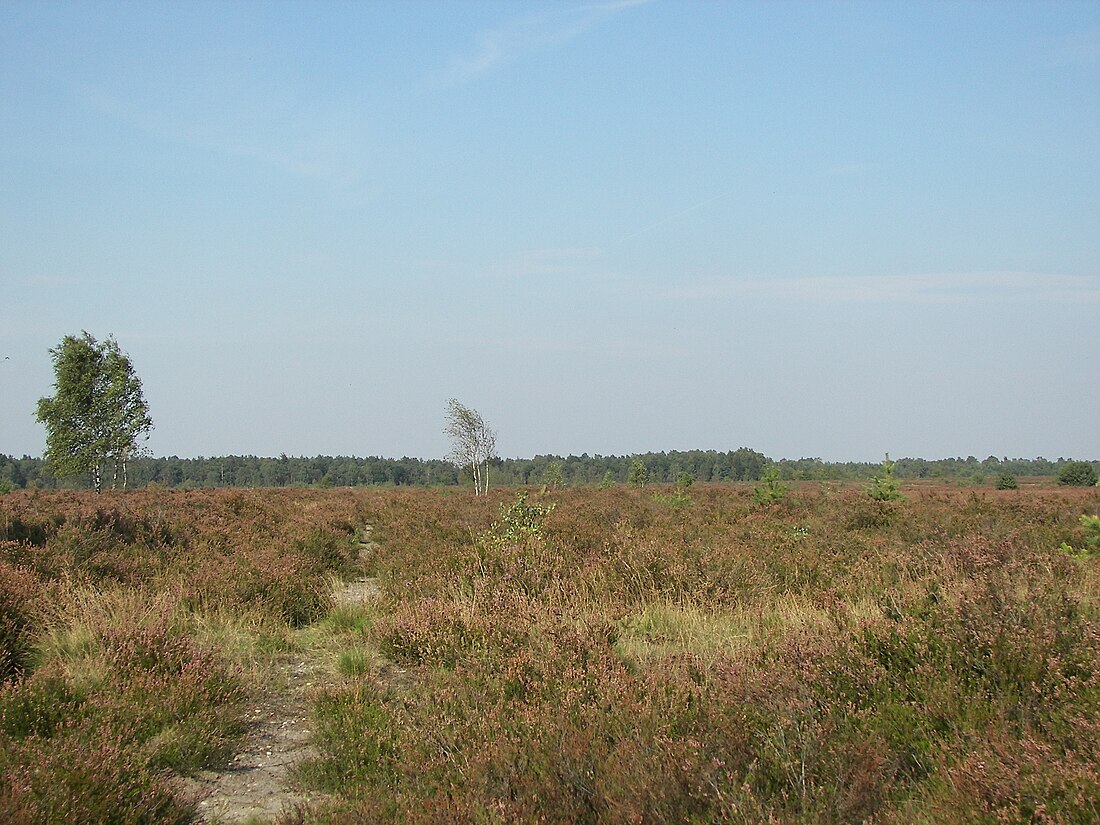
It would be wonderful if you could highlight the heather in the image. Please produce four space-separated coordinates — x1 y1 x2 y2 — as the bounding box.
0 488 369 822
297 484 1100 824
1 484 1098 823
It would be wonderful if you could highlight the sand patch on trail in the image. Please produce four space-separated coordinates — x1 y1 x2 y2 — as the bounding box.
183 654 329 822
184 529 382 823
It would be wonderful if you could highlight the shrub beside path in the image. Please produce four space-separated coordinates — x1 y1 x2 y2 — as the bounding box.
185 526 382 823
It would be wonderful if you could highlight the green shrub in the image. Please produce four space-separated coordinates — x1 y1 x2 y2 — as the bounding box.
1062 515 1100 560
482 491 555 548
1058 461 1098 487
752 465 789 505
1083 515 1100 553
294 684 395 795
867 454 905 501
540 461 565 491
995 473 1019 490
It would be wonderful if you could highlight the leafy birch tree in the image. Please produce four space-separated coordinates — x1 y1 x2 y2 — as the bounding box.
443 398 497 496
36 332 152 492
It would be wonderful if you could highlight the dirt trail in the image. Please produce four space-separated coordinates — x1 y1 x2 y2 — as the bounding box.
185 527 381 823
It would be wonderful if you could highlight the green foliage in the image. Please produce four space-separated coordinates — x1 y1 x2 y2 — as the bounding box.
5 449 1094 493
482 491 556 548
627 459 649 488
1058 461 1098 487
1084 515 1100 553
1062 515 1100 560
295 684 395 795
651 472 696 509
35 332 152 492
653 488 691 509
752 465 789 505
995 473 1019 490
866 453 905 501
597 470 616 489
443 399 497 496
540 460 565 491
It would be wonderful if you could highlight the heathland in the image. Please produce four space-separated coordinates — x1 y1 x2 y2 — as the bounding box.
2 482 1099 823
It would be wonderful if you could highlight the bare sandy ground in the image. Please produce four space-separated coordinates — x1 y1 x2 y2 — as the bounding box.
184 530 381 823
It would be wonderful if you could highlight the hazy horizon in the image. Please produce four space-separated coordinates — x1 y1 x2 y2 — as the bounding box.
3 1 1098 464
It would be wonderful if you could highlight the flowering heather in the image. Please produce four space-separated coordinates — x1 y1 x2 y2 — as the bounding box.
2 484 1099 823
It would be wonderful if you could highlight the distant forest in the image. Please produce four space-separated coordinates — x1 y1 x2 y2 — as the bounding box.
2 450 1096 491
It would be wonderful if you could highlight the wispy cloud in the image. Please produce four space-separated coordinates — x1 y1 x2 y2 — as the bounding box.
669 272 1100 305
431 0 654 88
75 83 371 193
487 247 604 279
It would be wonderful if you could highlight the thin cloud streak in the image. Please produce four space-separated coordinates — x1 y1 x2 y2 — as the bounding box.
76 83 370 192
487 247 604 279
431 0 654 88
668 272 1100 305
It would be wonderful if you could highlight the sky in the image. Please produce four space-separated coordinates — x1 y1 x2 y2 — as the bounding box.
1 0 1098 463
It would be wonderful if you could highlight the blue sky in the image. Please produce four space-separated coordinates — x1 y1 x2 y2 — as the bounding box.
2 0 1098 462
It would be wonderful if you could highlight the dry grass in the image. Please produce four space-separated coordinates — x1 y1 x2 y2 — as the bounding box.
3 483 1099 824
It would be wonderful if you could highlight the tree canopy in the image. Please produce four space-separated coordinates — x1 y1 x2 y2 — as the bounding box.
443 399 497 495
1058 461 1099 487
35 332 152 492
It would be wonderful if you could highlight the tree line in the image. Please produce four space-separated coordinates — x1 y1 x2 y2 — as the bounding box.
9 332 1097 493
2 450 1096 493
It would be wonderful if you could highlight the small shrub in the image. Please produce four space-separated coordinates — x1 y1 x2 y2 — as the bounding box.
1061 515 1100 560
1082 514 1100 553
653 488 691 509
0 561 41 680
0 668 86 739
337 647 378 678
0 726 192 824
752 466 789 505
867 454 905 501
294 684 396 794
995 473 1018 490
628 460 649 488
540 461 565 491
482 491 555 548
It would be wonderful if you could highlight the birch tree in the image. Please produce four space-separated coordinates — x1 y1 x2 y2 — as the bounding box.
36 332 152 492
444 398 497 496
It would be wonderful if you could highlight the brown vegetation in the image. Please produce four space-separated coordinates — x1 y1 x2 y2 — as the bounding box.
2 483 1099 823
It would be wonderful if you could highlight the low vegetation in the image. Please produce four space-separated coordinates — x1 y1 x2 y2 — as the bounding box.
2 482 1099 823
0 488 368 821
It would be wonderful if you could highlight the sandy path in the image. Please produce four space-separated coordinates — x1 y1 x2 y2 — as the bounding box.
185 528 381 823
185 654 327 822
